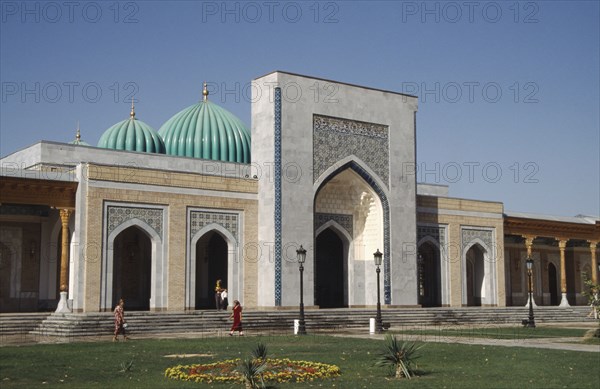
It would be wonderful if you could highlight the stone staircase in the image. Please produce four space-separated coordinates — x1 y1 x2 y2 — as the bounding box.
1 306 595 340
0 312 52 337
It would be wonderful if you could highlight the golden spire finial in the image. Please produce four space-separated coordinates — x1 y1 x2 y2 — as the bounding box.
75 121 81 141
130 97 136 119
202 81 209 102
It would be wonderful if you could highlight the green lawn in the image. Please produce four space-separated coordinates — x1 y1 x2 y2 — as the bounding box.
1 334 598 388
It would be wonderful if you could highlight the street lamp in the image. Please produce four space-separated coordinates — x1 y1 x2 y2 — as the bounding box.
525 256 536 328
374 249 384 334
297 245 307 335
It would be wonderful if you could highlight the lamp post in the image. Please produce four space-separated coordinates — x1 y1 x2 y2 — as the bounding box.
525 256 536 328
297 245 307 335
374 249 384 334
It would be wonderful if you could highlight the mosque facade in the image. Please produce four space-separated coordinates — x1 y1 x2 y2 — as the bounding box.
0 71 598 313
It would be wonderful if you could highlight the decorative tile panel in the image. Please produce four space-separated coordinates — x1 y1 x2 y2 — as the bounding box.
313 115 389 186
274 87 282 306
190 211 238 240
418 225 446 247
462 228 493 250
107 206 163 239
315 213 353 238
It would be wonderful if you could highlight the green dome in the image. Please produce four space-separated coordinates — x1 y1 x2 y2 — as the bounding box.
70 139 91 146
70 129 91 146
158 99 251 163
97 111 165 154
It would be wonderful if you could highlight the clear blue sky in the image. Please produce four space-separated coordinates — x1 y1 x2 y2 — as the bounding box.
1 0 598 217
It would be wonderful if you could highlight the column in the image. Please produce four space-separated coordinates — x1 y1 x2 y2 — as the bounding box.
56 209 72 313
590 241 598 284
523 236 537 307
558 239 570 307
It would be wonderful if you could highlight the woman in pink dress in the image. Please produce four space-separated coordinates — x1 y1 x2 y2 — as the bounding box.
113 298 127 341
229 300 244 336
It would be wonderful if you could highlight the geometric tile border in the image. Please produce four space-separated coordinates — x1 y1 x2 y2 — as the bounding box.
315 213 353 237
189 210 238 241
107 205 163 239
274 87 283 306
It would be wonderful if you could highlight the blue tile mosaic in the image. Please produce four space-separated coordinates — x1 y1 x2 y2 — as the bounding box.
418 225 446 247
274 87 282 306
313 115 389 187
315 213 353 237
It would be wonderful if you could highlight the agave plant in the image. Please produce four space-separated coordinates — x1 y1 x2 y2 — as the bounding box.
375 334 422 379
237 357 266 389
119 359 134 373
251 342 268 361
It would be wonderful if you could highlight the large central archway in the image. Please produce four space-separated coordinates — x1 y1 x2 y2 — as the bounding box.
314 166 384 307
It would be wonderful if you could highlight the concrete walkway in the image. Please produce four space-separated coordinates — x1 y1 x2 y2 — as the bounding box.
336 331 600 353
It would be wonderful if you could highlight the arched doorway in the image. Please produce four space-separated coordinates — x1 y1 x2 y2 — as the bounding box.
0 242 12 303
112 226 151 311
195 231 228 309
548 263 559 306
418 242 441 307
466 244 485 306
315 228 346 308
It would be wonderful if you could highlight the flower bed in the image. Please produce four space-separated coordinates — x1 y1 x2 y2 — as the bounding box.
165 358 341 384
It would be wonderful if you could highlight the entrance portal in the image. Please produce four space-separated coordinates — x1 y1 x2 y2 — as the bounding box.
466 244 485 306
195 231 228 309
0 242 12 303
112 226 151 311
418 242 442 307
315 228 345 308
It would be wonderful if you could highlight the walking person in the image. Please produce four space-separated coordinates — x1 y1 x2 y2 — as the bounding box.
113 298 127 342
588 290 600 319
215 279 223 311
221 288 228 310
229 300 244 336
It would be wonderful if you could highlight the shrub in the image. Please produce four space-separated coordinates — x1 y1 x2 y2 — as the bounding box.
375 334 423 379
252 342 268 361
237 357 266 389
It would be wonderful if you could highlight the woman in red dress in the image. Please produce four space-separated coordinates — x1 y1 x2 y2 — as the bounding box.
113 298 127 341
229 300 244 336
